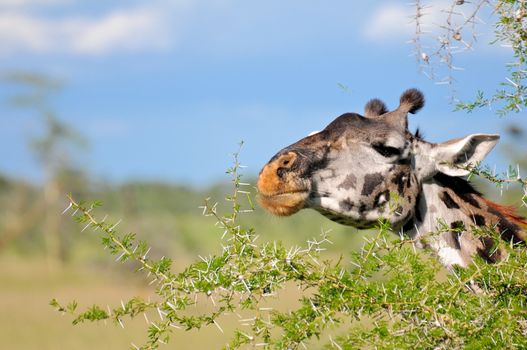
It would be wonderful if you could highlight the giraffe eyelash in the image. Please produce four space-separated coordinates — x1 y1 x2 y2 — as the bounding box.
372 143 402 158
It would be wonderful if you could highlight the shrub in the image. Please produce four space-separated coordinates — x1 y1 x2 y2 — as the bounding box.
52 145 527 349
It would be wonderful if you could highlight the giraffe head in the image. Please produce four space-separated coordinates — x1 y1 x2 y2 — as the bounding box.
257 89 499 229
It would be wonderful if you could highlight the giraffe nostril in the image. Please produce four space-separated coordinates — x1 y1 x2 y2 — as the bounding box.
278 152 296 169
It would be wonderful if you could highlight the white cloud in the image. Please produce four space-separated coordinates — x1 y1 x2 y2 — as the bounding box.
0 12 51 53
72 8 171 54
364 4 413 41
0 4 178 56
0 0 69 7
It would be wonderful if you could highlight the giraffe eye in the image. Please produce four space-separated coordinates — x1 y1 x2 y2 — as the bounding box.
372 143 401 158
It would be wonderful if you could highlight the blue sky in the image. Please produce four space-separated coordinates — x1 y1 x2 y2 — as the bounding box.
1 0 523 186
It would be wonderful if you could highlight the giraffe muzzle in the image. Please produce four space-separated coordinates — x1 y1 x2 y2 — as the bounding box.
257 151 310 216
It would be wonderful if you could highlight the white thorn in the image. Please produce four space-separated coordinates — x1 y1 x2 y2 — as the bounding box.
109 219 122 232
213 320 224 333
61 202 73 215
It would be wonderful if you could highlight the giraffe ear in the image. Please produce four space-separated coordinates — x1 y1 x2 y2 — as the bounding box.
431 134 500 176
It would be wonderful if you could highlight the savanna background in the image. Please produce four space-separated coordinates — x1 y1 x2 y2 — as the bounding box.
1 1 526 349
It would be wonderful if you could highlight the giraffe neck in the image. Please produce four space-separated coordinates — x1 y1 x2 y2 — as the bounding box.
405 173 526 268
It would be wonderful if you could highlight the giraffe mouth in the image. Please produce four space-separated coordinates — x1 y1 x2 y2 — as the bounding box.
257 190 309 216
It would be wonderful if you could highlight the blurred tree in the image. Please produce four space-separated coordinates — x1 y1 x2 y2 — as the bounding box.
499 123 527 211
0 178 43 252
4 72 88 265
503 124 527 170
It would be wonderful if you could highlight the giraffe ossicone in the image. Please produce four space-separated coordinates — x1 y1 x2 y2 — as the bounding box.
257 88 526 268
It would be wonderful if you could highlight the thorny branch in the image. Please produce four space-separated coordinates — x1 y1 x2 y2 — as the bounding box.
412 0 490 89
460 162 527 206
52 148 527 349
412 0 527 115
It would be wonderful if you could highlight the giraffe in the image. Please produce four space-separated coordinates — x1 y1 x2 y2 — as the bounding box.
257 89 527 268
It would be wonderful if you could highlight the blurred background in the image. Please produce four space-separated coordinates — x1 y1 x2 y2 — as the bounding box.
1 1 525 349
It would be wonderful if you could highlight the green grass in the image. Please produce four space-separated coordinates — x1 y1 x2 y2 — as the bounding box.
0 255 151 349
0 255 246 349
0 254 340 349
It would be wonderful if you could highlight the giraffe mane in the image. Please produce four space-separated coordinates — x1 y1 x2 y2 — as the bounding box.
435 172 527 243
483 199 527 230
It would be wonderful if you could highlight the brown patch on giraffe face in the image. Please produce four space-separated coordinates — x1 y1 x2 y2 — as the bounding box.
337 174 357 190
257 152 310 216
361 173 384 196
339 198 354 212
319 162 419 229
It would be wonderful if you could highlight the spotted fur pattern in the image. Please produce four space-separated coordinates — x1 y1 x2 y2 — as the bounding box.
257 89 526 269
